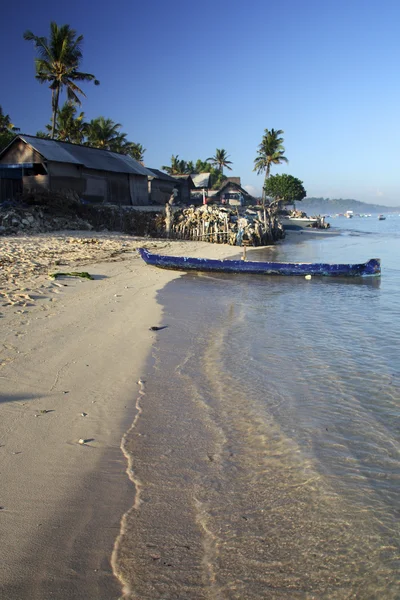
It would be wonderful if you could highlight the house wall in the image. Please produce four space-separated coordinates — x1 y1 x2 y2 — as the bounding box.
129 174 149 206
46 161 85 195
149 179 176 205
23 175 50 192
85 174 108 203
0 139 43 165
49 162 80 177
179 182 191 204
108 172 130 205
0 140 151 206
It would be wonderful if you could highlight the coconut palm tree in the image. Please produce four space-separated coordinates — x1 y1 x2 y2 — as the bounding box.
161 155 188 175
206 148 233 174
253 129 288 202
49 101 86 143
84 117 127 151
186 160 196 174
0 106 20 134
122 142 146 163
23 22 99 139
0 106 19 151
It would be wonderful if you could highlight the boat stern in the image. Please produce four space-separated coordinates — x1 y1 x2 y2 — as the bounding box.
364 258 381 276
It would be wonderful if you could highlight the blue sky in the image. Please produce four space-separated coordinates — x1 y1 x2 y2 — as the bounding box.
1 0 400 206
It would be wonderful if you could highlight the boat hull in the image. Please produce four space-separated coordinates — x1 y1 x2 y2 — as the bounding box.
280 217 319 230
138 249 381 277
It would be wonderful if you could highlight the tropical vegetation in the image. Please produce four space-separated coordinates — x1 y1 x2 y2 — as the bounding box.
0 106 20 152
254 129 288 202
264 174 306 207
23 22 99 139
37 101 85 143
35 102 146 161
84 117 126 151
206 148 233 174
161 153 231 189
161 155 190 175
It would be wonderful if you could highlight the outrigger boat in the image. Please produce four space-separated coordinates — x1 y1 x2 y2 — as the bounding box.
138 248 381 277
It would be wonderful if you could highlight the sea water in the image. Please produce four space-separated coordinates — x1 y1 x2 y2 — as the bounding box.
116 215 400 599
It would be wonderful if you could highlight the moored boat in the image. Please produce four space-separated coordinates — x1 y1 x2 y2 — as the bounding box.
279 216 320 230
378 214 386 220
138 248 381 277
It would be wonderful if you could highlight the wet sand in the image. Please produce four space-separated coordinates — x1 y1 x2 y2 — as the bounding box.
0 232 240 599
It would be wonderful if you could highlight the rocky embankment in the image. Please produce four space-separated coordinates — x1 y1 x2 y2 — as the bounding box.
0 190 160 237
0 191 284 245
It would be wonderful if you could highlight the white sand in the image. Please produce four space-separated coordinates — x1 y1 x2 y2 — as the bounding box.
0 232 240 599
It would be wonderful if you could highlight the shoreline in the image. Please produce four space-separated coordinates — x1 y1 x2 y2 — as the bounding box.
0 232 241 598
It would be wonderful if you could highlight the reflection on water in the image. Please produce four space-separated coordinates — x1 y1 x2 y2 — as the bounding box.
115 221 400 598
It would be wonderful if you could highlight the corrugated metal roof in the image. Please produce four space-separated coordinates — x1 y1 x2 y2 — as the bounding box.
191 173 211 188
147 168 178 182
17 135 153 177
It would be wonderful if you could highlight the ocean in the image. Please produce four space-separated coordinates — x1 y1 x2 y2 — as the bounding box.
116 214 400 599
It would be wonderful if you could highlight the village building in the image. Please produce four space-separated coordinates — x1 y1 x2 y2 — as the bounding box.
190 173 211 190
146 169 196 205
209 178 255 206
187 172 211 204
146 168 178 205
169 174 196 204
0 135 154 205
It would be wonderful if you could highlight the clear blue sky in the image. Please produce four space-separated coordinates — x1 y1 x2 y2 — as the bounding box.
1 0 400 206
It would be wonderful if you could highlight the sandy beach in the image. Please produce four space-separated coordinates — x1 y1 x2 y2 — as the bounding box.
0 232 240 599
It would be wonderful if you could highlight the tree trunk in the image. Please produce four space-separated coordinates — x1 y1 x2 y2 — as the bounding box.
51 86 60 139
262 164 271 228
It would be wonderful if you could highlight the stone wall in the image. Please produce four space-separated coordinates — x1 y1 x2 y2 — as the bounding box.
0 190 162 237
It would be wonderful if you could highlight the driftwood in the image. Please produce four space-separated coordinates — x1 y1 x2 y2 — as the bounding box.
163 204 285 246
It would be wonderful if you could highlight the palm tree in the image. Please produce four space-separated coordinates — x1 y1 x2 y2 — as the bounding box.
49 101 86 143
23 22 99 139
85 117 126 151
186 160 196 174
122 142 146 163
161 155 188 175
253 129 288 203
0 106 19 151
206 148 233 174
195 159 212 173
0 106 20 134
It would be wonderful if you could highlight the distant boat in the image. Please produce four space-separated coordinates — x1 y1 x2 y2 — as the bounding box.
378 214 386 220
345 210 354 218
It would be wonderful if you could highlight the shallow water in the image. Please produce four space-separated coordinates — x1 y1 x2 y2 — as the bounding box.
115 215 400 599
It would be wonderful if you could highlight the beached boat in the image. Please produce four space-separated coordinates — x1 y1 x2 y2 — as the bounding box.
138 248 381 277
279 216 320 230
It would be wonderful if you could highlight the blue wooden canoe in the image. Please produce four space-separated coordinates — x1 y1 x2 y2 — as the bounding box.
138 248 381 277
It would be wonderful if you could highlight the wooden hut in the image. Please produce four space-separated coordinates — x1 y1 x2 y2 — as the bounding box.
147 168 181 205
169 174 196 204
213 180 255 206
0 135 154 205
